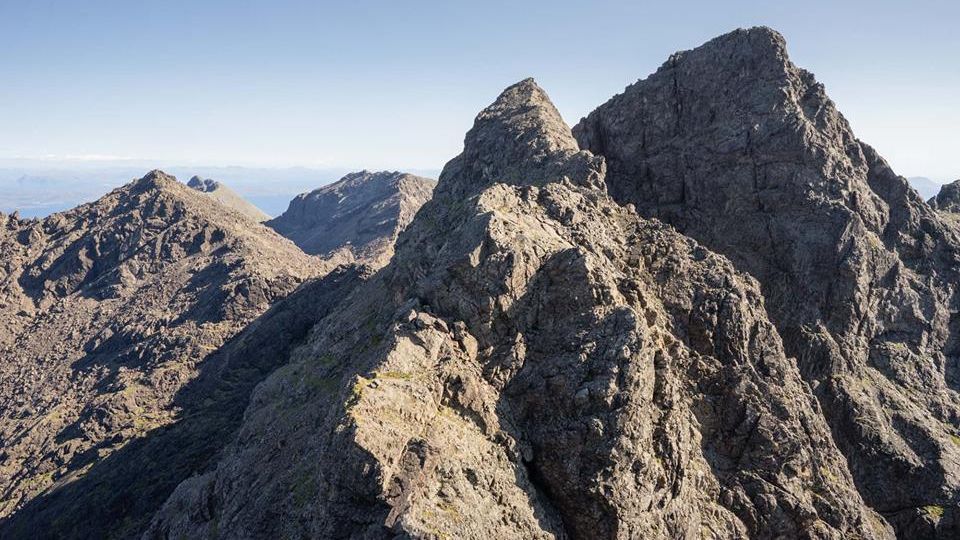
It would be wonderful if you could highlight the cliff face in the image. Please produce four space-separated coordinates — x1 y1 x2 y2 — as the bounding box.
186 176 271 223
267 171 436 268
0 171 330 536
146 80 890 539
575 26 960 537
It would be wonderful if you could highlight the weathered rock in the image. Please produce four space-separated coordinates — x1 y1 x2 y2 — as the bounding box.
0 265 368 539
186 175 271 222
147 79 890 539
267 171 436 268
929 179 960 213
0 171 331 534
575 26 960 538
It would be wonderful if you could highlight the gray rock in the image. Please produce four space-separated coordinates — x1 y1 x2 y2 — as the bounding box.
146 78 891 539
2 25 955 540
575 26 960 538
929 179 960 212
0 170 328 535
267 171 436 268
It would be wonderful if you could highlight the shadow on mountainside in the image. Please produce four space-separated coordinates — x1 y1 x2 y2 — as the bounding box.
0 266 368 539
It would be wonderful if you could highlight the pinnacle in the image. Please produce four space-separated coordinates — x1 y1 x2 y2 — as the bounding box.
435 78 604 199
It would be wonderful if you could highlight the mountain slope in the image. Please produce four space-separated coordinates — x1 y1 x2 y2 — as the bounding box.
0 171 326 529
186 176 271 222
267 170 436 268
147 80 890 539
574 27 960 538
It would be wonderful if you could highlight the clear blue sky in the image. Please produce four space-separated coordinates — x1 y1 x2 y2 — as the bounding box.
1 0 957 179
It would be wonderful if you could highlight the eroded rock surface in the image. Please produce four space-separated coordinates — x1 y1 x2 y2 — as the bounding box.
267 171 436 268
575 26 960 538
147 79 891 539
0 171 331 535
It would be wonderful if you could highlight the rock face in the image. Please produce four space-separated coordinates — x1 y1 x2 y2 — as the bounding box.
575 27 960 538
186 175 271 222
267 171 436 268
0 171 333 536
146 80 891 539
929 179 960 213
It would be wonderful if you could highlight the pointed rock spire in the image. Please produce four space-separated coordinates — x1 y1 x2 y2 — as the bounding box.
435 78 604 202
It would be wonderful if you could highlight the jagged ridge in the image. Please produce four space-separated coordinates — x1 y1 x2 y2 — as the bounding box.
145 77 890 539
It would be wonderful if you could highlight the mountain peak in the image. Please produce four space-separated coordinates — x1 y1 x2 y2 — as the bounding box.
435 78 604 201
575 27 960 538
267 170 435 267
660 26 789 77
132 169 179 192
929 179 960 212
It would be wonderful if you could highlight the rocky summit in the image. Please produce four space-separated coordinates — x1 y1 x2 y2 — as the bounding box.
1 26 958 540
929 179 960 213
140 73 901 540
574 27 960 537
267 170 436 268
186 175 272 222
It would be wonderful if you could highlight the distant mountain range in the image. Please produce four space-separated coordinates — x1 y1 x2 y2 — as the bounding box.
0 166 441 218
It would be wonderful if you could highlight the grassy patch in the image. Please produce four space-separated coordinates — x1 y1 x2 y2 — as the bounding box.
377 370 414 381
317 354 336 367
346 375 372 407
923 505 945 519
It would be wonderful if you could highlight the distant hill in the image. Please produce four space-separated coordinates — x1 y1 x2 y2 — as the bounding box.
908 176 944 200
0 166 444 219
267 171 436 268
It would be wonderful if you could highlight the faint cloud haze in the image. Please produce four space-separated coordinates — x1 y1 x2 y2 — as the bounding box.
0 0 956 216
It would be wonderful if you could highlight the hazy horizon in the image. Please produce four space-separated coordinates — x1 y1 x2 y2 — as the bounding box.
0 164 443 218
3 1 958 218
2 1 958 178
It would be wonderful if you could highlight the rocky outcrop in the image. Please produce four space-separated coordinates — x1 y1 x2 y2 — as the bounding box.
0 171 335 535
147 80 890 539
186 176 271 222
929 180 960 213
575 26 960 538
267 171 436 268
